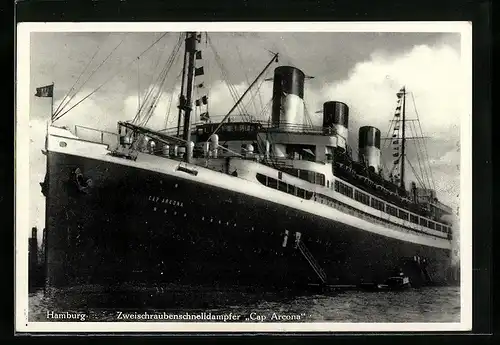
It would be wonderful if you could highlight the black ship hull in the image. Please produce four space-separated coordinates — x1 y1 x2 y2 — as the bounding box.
44 150 453 293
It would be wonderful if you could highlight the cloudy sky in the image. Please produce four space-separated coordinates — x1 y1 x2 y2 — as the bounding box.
27 29 466 249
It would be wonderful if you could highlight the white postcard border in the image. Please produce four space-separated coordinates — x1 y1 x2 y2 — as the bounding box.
15 21 473 333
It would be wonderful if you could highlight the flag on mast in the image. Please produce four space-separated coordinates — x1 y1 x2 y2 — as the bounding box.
35 84 54 98
194 67 204 76
195 95 208 106
35 83 55 120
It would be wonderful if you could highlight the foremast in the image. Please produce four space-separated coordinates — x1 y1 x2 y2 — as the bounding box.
178 32 200 145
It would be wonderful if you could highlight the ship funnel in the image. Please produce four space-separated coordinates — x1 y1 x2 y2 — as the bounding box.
358 126 381 172
271 66 305 132
323 101 349 149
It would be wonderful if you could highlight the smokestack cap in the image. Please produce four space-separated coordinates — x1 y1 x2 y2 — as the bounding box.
323 101 349 128
358 126 381 149
273 66 305 99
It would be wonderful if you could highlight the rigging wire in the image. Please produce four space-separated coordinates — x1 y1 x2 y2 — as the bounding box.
253 96 273 124
381 113 397 177
204 51 279 149
212 50 240 111
303 100 315 128
53 35 126 118
236 44 260 116
411 123 429 188
256 75 265 115
239 73 269 119
410 92 436 191
208 33 277 123
140 36 183 127
145 37 170 97
52 35 108 116
208 36 252 122
409 120 432 190
212 49 248 119
405 155 428 191
164 89 175 129
142 44 181 121
132 34 183 125
137 57 141 112
164 70 183 130
52 32 169 123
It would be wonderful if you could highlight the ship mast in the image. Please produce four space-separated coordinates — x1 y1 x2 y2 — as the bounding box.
400 86 406 190
387 86 433 193
176 33 189 137
177 32 199 143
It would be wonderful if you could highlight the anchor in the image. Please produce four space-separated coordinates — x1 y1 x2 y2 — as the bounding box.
72 168 93 193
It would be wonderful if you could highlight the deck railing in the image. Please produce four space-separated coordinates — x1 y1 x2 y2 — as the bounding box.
161 120 338 137
74 125 119 146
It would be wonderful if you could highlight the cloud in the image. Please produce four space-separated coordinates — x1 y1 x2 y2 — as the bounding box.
304 44 463 137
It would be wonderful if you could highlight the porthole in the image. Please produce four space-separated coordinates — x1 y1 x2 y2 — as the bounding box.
59 141 67 147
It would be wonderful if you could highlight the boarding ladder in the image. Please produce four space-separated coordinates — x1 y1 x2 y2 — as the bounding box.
297 240 327 284
420 263 434 284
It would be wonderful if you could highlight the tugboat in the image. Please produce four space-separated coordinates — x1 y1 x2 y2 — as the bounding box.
38 32 455 295
385 273 411 291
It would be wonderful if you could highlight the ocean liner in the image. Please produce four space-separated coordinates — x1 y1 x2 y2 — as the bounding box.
40 32 455 292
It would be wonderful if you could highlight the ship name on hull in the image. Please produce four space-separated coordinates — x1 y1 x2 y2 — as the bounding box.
148 195 184 207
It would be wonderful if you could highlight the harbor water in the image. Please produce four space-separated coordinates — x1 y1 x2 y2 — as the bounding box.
28 286 460 323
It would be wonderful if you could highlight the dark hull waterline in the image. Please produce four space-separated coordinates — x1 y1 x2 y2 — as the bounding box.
44 151 454 295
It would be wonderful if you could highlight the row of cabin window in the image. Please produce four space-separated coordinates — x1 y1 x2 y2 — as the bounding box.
334 180 353 198
281 167 326 186
334 179 450 234
256 173 313 200
317 193 449 240
258 172 452 237
354 190 370 206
